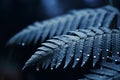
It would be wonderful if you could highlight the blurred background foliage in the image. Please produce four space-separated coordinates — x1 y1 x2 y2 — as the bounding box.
0 0 119 80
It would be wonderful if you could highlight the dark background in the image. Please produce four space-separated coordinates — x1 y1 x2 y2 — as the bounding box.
0 0 119 80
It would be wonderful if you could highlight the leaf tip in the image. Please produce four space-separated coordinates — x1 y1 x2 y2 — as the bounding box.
22 66 26 71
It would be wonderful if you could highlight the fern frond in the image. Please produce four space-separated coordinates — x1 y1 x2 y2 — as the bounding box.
103 5 120 14
78 51 120 80
7 5 119 46
78 28 120 80
22 27 120 70
103 5 120 29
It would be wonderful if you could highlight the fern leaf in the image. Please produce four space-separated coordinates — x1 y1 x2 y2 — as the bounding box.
102 5 120 29
101 62 120 72
79 61 120 80
22 27 120 70
47 36 69 68
7 5 119 46
111 30 119 57
79 12 90 29
78 28 120 80
84 74 109 80
67 31 87 68
72 39 84 68
79 29 95 67
90 68 118 76
93 9 107 28
62 15 75 34
87 11 97 27
103 12 116 28
55 41 68 68
103 5 120 14
55 17 67 36
62 35 79 68
89 27 103 66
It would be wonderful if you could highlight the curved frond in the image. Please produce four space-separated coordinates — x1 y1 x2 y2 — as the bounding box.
78 50 120 80
7 5 119 46
22 27 120 70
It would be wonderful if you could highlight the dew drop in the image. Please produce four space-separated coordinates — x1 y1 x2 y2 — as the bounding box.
58 63 60 65
36 67 39 71
106 49 109 51
93 56 96 58
87 54 90 57
98 23 101 26
103 34 106 37
107 56 109 58
60 59 62 62
76 58 79 61
21 43 25 46
102 57 105 59
51 67 53 70
70 54 73 57
115 59 118 62
100 49 102 51
117 52 120 55
83 61 85 64
98 53 100 55
80 50 82 53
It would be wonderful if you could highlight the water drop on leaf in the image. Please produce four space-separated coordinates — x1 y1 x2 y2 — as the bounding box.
76 58 80 61
36 67 39 71
51 67 53 70
93 56 96 58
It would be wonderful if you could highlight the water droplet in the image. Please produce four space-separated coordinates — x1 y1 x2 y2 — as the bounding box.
70 54 73 57
93 56 96 58
102 57 105 59
83 61 85 64
100 49 102 51
76 58 79 61
106 49 109 51
80 50 82 53
51 67 53 70
36 67 39 71
98 23 101 26
117 52 120 55
58 63 60 65
60 59 62 62
87 54 90 56
98 53 100 55
107 56 109 58
21 43 25 46
115 59 118 62
103 34 106 37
